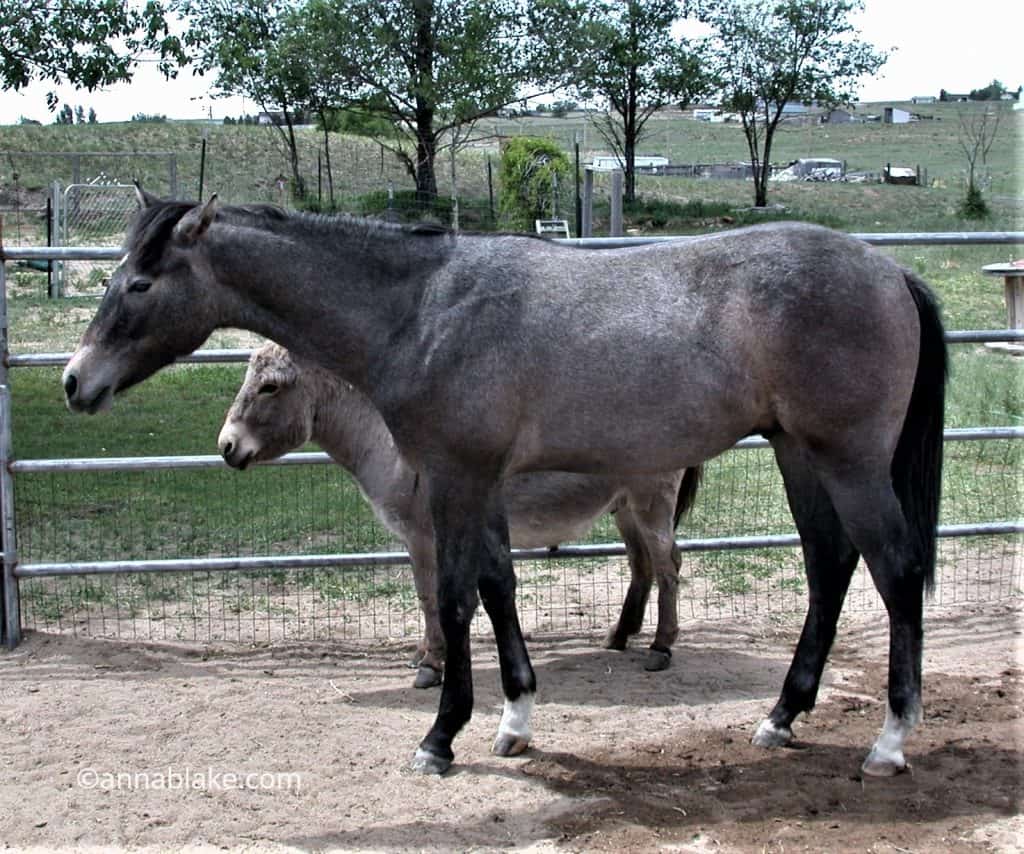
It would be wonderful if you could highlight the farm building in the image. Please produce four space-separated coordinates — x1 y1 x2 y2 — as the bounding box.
590 155 669 172
822 108 857 124
911 95 937 104
884 107 912 124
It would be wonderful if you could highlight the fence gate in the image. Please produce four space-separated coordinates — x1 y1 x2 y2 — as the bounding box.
51 182 137 296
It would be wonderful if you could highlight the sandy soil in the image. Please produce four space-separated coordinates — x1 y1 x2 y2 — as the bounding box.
1 603 1020 853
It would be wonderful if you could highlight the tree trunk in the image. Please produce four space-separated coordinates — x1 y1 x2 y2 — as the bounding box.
412 0 438 204
414 122 438 202
280 108 306 202
320 111 335 208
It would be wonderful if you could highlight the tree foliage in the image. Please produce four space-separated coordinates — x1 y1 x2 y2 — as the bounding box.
697 0 885 207
0 0 186 108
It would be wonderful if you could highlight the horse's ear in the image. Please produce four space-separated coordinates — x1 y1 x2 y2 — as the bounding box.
133 181 160 209
173 195 219 245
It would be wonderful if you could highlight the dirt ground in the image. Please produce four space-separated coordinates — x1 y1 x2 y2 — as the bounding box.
1 602 1020 853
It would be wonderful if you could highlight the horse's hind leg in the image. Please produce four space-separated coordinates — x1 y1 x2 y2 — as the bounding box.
753 436 860 748
815 464 926 777
764 437 927 776
605 501 681 672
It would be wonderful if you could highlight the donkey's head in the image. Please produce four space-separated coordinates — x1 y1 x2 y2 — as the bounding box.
62 186 222 414
218 343 316 469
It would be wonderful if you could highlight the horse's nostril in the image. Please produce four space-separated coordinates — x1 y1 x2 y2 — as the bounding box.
64 373 78 398
222 440 234 457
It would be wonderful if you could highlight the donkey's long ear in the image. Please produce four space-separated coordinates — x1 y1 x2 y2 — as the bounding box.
172 195 219 245
133 180 160 209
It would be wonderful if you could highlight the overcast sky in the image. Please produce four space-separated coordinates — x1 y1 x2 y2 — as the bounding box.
0 0 1019 125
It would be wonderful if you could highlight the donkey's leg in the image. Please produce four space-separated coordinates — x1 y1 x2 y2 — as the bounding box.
753 436 860 749
477 531 538 758
648 541 683 671
604 511 654 652
605 500 682 672
410 474 492 774
407 536 445 690
810 454 926 776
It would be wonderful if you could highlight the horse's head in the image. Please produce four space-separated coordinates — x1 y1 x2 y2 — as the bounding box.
62 186 221 414
218 342 315 469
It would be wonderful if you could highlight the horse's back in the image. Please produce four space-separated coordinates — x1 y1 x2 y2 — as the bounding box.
401 223 923 475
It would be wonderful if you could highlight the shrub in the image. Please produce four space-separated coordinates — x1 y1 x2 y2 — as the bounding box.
498 137 572 231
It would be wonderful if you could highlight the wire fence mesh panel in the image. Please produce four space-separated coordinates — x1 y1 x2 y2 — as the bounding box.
16 436 1021 644
55 183 138 295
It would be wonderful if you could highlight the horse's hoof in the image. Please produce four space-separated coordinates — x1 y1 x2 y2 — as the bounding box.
752 718 793 748
604 630 628 651
861 748 908 777
413 664 443 689
492 733 530 757
643 647 672 671
410 747 452 775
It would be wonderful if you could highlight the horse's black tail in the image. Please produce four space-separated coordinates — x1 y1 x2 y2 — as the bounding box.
674 465 703 529
895 271 948 593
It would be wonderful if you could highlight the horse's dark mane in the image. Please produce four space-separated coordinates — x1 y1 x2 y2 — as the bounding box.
129 197 558 270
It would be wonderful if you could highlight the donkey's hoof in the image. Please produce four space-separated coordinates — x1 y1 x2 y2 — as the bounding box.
861 748 908 777
410 747 452 775
413 664 443 690
492 733 530 757
644 647 672 671
603 630 628 651
752 718 793 748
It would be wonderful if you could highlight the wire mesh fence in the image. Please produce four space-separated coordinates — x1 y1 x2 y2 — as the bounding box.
14 434 1021 645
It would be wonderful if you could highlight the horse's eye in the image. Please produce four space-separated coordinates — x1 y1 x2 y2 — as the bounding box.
258 383 279 396
128 279 152 294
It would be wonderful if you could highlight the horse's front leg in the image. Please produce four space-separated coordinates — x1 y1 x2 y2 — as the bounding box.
411 472 535 773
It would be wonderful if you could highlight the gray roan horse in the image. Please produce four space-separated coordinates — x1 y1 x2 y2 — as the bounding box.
63 189 947 776
218 342 700 687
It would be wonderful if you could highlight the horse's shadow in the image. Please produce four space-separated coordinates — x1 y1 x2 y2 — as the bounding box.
351 640 792 710
283 740 1021 852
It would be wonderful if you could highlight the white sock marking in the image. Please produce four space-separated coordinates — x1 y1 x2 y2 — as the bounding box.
498 693 534 742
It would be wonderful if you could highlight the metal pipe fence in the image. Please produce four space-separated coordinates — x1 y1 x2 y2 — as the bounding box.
2 234 1023 649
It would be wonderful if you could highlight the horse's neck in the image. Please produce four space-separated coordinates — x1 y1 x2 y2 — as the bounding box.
310 379 417 509
207 220 427 387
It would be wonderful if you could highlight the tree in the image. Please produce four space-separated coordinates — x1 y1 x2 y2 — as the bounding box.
75 104 86 124
54 104 74 125
969 80 1006 102
956 104 1003 219
546 0 707 203
698 0 885 207
293 0 567 201
88 107 98 124
179 0 313 199
0 0 186 108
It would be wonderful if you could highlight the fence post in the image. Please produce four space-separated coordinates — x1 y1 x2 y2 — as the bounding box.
0 234 21 648
582 168 594 238
169 153 178 199
610 170 623 237
51 182 63 297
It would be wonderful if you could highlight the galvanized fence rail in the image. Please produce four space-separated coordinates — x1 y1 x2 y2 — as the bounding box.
2 233 1023 649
